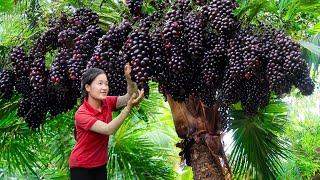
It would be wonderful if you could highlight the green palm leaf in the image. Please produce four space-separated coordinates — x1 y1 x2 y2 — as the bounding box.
108 86 179 180
64 0 124 28
43 108 77 171
235 0 320 37
299 40 320 56
301 34 320 77
308 22 320 34
229 99 290 179
0 111 44 177
0 95 19 119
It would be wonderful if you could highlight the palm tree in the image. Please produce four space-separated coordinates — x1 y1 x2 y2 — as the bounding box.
1 0 320 179
162 0 320 179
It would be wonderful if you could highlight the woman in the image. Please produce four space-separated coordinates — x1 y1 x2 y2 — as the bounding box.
69 64 144 180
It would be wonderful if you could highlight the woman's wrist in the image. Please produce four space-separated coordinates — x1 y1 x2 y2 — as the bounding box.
124 105 132 112
125 76 133 82
127 82 137 95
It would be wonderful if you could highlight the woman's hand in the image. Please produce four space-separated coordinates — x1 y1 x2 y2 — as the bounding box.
126 89 144 109
124 63 132 80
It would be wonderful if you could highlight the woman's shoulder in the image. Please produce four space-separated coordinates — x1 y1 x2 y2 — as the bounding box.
75 104 90 115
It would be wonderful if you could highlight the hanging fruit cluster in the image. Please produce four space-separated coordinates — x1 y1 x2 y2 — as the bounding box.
1 8 104 129
0 0 314 129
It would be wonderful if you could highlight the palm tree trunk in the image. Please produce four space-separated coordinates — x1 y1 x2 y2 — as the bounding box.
166 95 232 180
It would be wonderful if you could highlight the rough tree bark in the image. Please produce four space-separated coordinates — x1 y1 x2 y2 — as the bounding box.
166 95 231 180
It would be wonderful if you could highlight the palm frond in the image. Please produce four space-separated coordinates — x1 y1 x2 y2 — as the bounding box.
0 95 20 119
77 0 124 28
0 1 42 61
308 22 320 35
299 40 320 56
235 0 320 38
108 87 179 180
229 99 290 179
129 81 166 122
0 93 78 178
43 108 77 171
301 34 320 77
0 111 44 177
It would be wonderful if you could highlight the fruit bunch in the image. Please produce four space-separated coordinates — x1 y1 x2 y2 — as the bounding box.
1 0 314 129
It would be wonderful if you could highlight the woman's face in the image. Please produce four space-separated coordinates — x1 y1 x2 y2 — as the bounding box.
85 73 109 101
